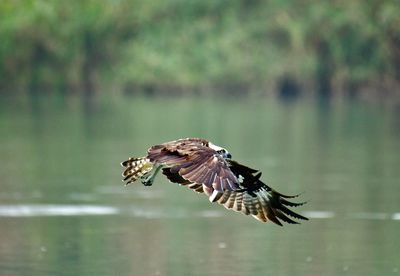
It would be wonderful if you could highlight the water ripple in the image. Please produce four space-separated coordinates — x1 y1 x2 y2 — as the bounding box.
392 213 400 220
0 205 119 217
0 205 399 222
302 211 335 219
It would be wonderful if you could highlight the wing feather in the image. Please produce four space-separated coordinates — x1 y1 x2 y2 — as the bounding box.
203 184 213 197
183 166 205 180
274 210 299 224
263 204 283 225
217 191 231 204
147 138 239 192
279 204 309 221
199 170 214 185
232 192 243 212
253 211 268 223
209 190 223 202
224 192 237 209
280 198 307 207
203 182 307 225
212 176 223 191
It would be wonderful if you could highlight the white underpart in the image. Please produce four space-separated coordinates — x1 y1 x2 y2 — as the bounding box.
209 142 226 152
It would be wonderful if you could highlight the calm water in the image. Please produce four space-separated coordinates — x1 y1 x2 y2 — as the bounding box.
0 95 399 276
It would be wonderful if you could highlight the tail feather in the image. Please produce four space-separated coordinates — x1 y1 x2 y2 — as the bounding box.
121 157 153 185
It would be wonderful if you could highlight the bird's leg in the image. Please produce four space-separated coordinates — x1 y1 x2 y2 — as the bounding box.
141 164 163 186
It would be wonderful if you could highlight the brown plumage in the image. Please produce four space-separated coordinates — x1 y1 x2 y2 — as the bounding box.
121 138 308 225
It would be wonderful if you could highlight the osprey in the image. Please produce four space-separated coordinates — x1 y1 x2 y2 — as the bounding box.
121 138 308 225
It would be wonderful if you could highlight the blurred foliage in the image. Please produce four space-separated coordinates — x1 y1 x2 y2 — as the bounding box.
0 0 399 95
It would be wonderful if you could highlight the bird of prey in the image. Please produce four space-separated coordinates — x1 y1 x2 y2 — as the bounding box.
121 138 308 225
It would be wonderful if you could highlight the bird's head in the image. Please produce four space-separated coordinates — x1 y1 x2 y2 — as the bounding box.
208 142 232 159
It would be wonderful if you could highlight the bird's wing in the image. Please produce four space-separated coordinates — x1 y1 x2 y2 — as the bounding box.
212 180 308 225
160 158 308 225
210 160 308 225
147 138 240 192
162 168 205 193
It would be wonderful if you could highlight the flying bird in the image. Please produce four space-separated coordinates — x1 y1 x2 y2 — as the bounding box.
121 138 308 225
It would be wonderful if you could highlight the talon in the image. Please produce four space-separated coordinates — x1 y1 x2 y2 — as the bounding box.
142 179 153 186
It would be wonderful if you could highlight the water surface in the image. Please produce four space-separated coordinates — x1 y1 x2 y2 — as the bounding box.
0 95 399 275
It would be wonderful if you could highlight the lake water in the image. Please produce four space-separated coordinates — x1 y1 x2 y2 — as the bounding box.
0 94 399 275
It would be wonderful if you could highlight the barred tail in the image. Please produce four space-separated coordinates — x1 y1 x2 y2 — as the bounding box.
121 157 154 185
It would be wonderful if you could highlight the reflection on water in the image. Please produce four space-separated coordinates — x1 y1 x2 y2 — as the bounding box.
1 204 400 221
0 95 399 276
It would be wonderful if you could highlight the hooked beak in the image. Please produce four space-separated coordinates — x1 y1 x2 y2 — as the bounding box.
225 152 232 159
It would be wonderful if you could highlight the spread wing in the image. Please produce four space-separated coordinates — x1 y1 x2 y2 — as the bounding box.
214 160 308 225
162 159 308 225
147 138 240 192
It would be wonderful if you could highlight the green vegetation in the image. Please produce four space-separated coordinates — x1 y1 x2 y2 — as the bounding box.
1 0 399 96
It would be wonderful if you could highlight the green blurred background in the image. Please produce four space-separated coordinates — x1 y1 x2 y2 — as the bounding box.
1 1 400 276
1 0 399 99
